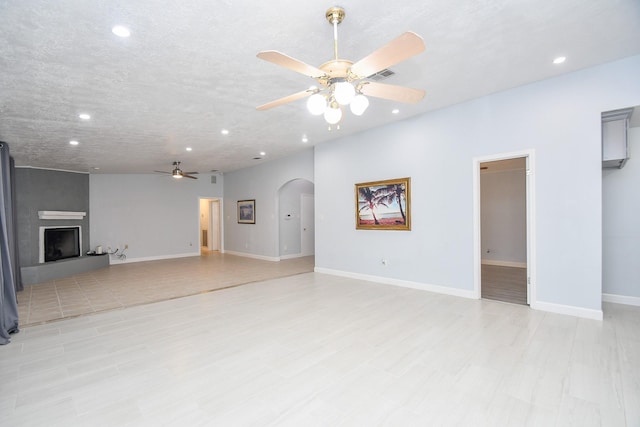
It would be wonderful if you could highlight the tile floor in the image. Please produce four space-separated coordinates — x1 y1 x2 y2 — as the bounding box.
17 252 314 326
2 261 639 425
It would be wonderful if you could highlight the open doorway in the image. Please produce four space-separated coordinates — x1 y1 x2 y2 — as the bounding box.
278 179 315 259
199 198 221 254
474 151 535 306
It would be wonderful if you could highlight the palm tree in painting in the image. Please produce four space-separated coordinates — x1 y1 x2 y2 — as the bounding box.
358 186 380 225
376 183 406 224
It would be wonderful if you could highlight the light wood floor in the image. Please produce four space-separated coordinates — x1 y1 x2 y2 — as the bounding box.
16 252 314 326
482 264 527 305
1 273 638 425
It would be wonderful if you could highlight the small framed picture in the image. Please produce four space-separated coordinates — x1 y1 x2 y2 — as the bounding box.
237 199 256 224
355 177 411 230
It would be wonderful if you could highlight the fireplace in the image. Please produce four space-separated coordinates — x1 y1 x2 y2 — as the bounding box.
39 226 82 263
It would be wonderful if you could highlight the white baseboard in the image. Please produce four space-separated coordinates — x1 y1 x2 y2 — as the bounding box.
531 300 603 321
109 251 200 265
314 267 476 299
481 259 527 268
224 250 280 262
279 253 311 260
602 293 640 307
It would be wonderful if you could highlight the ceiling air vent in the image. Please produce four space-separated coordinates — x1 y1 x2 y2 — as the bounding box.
367 68 395 81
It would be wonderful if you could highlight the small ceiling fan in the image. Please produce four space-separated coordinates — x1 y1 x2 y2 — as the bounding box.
154 162 198 179
256 6 426 125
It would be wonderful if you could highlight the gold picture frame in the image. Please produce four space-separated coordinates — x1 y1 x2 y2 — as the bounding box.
355 177 411 230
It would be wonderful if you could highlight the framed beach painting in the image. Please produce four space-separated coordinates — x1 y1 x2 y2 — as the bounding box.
355 177 411 230
237 199 255 224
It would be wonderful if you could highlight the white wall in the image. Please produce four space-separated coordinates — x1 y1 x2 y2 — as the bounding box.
90 173 223 262
603 126 640 301
481 168 526 265
314 55 640 316
223 149 313 259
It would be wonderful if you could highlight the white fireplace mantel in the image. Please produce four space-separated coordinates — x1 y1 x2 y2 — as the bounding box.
38 210 86 220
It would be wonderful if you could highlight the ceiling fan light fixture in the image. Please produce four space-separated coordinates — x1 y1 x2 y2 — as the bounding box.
334 81 355 105
324 102 342 124
256 6 426 127
307 93 327 115
350 94 369 116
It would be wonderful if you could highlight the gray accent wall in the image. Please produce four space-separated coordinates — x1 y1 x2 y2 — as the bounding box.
15 168 90 267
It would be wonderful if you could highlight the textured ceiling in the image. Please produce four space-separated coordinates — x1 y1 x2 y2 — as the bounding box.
1 0 640 174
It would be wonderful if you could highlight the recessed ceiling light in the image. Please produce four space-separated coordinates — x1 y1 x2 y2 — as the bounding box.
69 140 79 146
186 147 192 152
553 56 566 64
112 25 131 38
260 151 266 156
221 129 229 135
78 113 91 120
392 109 400 114
302 135 308 143
93 167 100 170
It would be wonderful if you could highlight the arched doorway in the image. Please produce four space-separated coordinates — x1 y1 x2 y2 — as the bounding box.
277 179 314 258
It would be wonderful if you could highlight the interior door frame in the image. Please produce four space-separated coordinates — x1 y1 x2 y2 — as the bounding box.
198 197 223 253
300 193 315 256
472 149 536 307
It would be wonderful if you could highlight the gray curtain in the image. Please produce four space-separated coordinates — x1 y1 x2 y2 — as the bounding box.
0 142 20 345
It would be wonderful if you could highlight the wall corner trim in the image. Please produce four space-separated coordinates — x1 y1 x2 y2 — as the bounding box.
314 267 476 299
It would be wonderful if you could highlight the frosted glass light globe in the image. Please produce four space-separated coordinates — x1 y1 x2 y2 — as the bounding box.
307 93 327 115
324 104 342 124
334 82 355 105
350 94 369 116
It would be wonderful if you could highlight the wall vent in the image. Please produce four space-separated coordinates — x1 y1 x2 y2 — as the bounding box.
211 176 217 184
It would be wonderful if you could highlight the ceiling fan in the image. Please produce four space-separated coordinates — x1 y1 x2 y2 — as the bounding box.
256 6 426 125
154 162 198 179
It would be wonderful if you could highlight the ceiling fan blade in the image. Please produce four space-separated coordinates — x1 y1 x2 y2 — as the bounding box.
154 170 171 174
359 81 425 103
182 174 198 179
184 171 199 175
257 50 326 79
257 89 314 111
350 32 425 79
